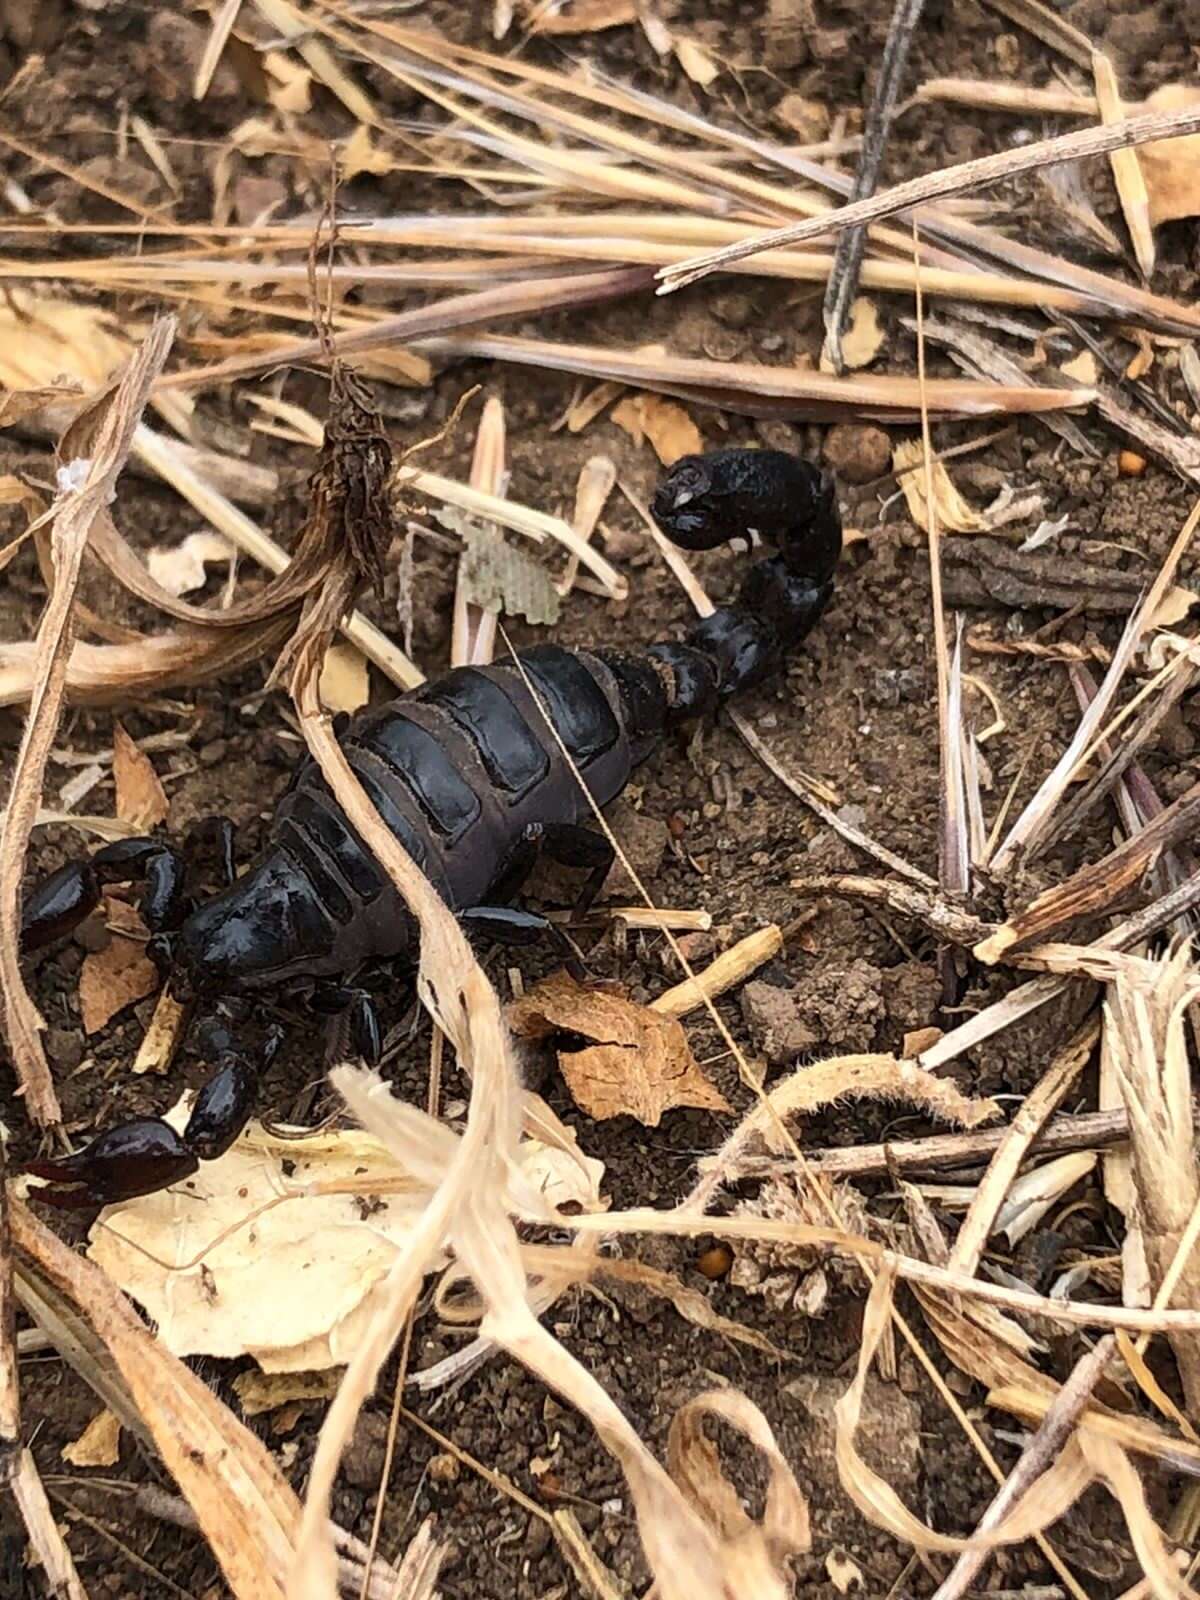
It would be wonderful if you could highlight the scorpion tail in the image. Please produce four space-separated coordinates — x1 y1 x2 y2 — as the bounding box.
648 448 842 714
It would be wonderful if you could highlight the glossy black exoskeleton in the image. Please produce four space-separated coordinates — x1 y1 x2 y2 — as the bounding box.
20 449 841 1207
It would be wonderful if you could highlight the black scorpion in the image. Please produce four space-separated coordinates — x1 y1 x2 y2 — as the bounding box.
19 448 841 1208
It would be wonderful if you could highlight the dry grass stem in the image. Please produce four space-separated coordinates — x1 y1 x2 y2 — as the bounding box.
559 454 617 599
1107 950 1200 1414
948 1018 1100 1275
917 76 1101 116
0 318 174 1126
790 872 991 944
1093 52 1156 279
12 1200 303 1600
451 395 507 668
657 103 1200 292
980 0 1094 65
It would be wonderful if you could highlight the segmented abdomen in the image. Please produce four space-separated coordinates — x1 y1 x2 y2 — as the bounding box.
273 644 667 969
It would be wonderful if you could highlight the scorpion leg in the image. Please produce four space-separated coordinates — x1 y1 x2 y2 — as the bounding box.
20 861 101 952
541 823 615 915
184 814 238 887
460 904 588 980
310 984 383 1065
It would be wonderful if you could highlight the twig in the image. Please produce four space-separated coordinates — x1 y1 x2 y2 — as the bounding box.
650 925 782 1019
706 1101 1159 1182
790 872 991 945
931 1335 1116 1600
822 0 926 371
656 103 1200 293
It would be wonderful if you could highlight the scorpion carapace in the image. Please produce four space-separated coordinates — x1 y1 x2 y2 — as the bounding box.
19 448 842 1207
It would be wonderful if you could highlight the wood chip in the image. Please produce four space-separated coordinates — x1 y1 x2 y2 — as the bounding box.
1093 51 1155 280
112 721 168 831
317 640 370 714
508 972 731 1125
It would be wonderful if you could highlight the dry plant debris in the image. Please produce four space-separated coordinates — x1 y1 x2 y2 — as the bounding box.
76 1094 602 1372
508 971 732 1124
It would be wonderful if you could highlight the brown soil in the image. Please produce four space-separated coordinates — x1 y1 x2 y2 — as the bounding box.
2 0 1199 1596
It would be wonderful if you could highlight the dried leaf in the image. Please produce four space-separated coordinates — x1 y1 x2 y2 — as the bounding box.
993 1152 1097 1245
232 1370 342 1417
341 123 393 181
1149 583 1197 628
263 50 312 115
674 38 719 86
78 924 158 1035
61 1408 121 1468
145 531 235 598
112 721 168 830
0 384 83 426
821 298 884 372
1137 84 1200 226
508 972 731 1126
1061 350 1099 385
317 641 370 714
610 393 702 466
893 438 987 533
85 1101 447 1372
459 523 561 628
565 380 624 433
528 0 637 32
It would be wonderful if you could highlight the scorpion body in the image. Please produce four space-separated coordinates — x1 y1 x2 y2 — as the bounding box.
21 448 841 1207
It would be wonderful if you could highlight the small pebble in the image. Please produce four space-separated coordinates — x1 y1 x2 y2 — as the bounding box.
822 423 891 485
696 1243 734 1280
428 1451 460 1485
199 739 228 766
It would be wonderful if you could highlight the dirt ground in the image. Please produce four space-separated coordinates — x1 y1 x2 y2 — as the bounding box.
2 0 1200 1595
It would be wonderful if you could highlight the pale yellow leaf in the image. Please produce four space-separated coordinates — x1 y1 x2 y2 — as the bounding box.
610 393 702 466
319 641 370 714
831 298 885 371
1136 84 1200 227
62 1409 122 1469
146 531 235 598
341 123 393 182
674 38 719 86
1060 350 1099 385
1150 584 1198 629
893 437 988 534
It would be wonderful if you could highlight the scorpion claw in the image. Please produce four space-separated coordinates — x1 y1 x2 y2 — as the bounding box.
24 1119 200 1208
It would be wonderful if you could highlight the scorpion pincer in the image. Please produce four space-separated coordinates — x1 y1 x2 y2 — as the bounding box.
18 448 842 1207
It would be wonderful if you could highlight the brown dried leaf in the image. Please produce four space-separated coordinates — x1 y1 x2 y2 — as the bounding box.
1138 84 1200 226
610 393 703 466
112 721 168 829
232 1370 342 1417
508 973 731 1126
79 934 158 1035
61 1408 121 1468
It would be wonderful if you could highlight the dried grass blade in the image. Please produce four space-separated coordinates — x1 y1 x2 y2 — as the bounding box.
989 494 1200 876
0 317 174 1126
559 454 617 598
12 1199 301 1600
451 395 507 667
158 267 653 393
195 0 244 98
931 1337 1114 1600
1093 52 1156 279
426 332 1092 419
948 1018 1100 1275
656 104 1200 292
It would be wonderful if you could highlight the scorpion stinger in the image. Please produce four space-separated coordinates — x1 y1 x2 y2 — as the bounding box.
21 449 841 1209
